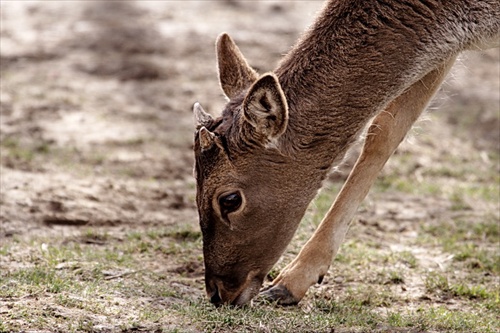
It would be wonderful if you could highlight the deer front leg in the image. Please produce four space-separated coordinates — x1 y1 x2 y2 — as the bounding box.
261 58 456 305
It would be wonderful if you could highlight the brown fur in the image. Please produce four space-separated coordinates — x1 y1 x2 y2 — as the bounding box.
193 0 500 306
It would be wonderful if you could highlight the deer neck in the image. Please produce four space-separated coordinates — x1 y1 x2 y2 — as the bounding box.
273 1 462 170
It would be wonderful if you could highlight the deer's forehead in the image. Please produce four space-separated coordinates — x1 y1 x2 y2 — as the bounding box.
194 139 239 190
195 146 223 179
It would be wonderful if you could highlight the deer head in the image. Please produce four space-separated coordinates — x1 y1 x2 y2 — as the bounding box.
193 34 321 306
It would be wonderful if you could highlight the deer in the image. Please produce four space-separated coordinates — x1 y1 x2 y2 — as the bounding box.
193 0 500 306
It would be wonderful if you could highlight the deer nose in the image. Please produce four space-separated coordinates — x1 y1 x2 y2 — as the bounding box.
209 283 223 306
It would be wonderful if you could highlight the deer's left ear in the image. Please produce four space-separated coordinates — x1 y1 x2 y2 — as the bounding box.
217 33 258 99
242 73 288 139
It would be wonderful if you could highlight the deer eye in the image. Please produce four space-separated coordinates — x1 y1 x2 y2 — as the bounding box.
218 192 242 214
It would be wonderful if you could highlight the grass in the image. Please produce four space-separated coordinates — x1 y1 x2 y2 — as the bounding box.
419 216 500 274
2 211 499 332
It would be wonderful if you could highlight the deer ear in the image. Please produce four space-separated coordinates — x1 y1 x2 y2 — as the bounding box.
242 73 288 139
217 33 258 99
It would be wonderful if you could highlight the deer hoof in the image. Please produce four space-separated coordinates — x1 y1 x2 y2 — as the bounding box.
259 285 299 305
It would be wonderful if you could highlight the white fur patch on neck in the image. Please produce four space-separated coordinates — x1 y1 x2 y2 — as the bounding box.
265 137 280 150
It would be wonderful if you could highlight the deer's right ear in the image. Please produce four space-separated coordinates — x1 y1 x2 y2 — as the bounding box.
242 73 288 140
216 33 258 99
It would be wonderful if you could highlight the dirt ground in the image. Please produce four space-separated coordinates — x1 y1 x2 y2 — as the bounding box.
1 1 499 332
0 1 331 240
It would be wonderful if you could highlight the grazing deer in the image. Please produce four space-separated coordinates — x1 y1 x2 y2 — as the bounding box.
193 0 500 306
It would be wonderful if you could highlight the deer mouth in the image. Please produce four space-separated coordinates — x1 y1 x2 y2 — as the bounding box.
208 272 264 306
231 277 262 306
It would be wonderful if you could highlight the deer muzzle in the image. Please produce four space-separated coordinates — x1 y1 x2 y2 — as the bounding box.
206 270 264 306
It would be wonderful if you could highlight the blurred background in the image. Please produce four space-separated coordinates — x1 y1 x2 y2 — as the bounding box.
0 1 328 236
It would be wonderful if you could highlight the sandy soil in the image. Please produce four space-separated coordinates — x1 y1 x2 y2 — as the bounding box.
0 1 330 239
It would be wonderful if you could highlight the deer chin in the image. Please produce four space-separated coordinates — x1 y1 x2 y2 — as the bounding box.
209 270 264 307
231 276 263 306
